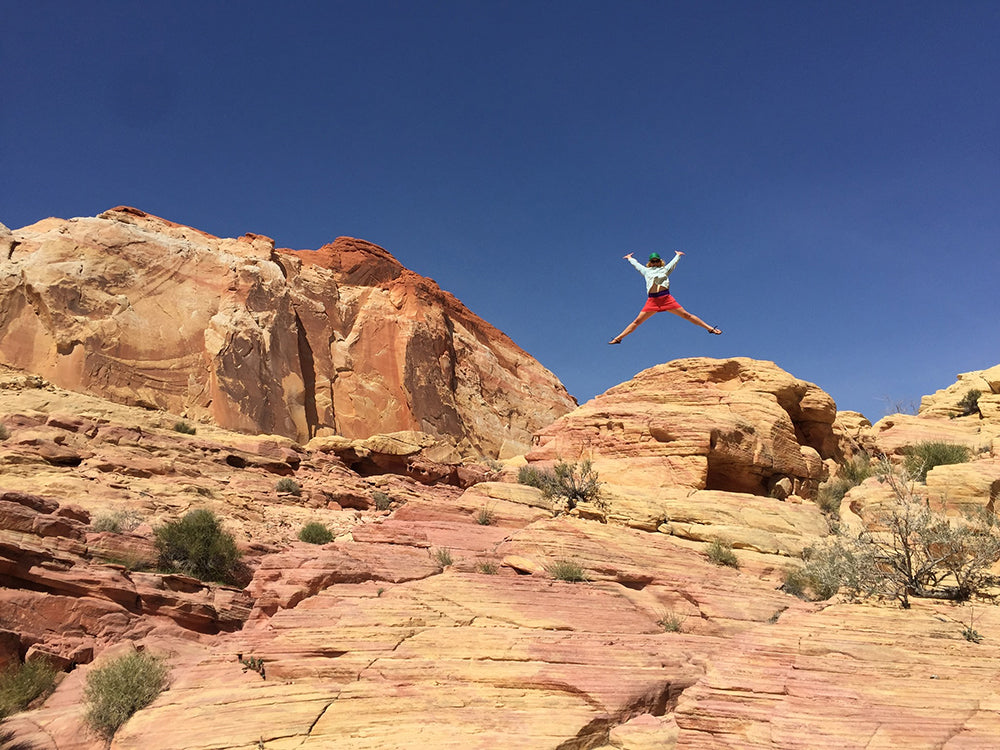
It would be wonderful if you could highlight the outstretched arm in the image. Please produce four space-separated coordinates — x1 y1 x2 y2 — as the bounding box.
661 250 682 274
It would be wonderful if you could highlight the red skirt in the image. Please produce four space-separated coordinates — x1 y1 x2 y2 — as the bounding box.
641 289 681 312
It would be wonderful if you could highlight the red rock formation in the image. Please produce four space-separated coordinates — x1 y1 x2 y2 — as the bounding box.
0 208 575 456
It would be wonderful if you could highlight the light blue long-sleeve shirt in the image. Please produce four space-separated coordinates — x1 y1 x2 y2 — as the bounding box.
626 254 680 293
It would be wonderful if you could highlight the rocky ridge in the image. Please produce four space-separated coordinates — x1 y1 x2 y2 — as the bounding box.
0 359 1000 750
0 209 575 458
1 353 999 748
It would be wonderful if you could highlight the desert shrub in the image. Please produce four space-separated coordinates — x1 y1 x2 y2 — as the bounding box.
657 611 686 633
0 424 8 441
474 506 496 526
154 509 241 584
373 491 392 511
92 509 144 534
792 464 1000 606
546 559 588 582
433 548 453 567
172 421 197 435
551 460 604 510
298 522 333 545
816 453 873 516
902 442 971 482
706 539 739 568
0 659 57 720
517 465 556 492
475 561 499 575
83 651 168 740
519 460 605 514
275 478 301 496
956 389 982 417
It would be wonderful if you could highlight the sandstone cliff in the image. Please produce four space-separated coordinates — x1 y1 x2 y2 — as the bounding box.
2 360 999 748
0 208 575 458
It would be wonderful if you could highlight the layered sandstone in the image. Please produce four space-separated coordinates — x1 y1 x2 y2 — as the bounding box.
0 208 575 457
3 349 1000 748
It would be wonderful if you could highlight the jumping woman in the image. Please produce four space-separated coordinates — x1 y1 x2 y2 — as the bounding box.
608 251 721 344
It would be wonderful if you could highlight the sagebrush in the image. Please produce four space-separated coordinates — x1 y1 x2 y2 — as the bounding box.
83 651 168 740
786 460 1000 606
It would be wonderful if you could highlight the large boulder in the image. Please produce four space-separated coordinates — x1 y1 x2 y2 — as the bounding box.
527 358 839 500
0 208 575 457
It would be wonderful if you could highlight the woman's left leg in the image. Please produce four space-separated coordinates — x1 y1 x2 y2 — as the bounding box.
668 305 721 334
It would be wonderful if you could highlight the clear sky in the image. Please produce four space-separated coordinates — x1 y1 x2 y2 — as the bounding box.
3 1 998 420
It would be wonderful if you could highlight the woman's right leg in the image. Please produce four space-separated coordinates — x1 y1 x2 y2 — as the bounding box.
609 310 656 344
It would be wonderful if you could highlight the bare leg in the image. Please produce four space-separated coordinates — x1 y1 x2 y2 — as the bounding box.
609 310 656 344
668 305 721 333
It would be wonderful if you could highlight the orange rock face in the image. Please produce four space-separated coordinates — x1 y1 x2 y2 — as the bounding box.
0 208 574 456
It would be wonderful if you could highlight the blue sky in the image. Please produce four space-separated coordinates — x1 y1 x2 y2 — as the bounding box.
3 1 998 419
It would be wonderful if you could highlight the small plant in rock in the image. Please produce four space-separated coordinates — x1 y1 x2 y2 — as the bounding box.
0 658 57 720
433 548 453 567
657 611 685 633
92 509 145 534
475 561 499 575
962 625 983 643
83 650 169 741
956 389 982 417
275 478 302 496
474 505 496 526
546 559 588 582
706 539 740 568
298 522 333 545
901 442 971 482
372 491 392 511
172 421 197 435
237 654 266 679
154 509 242 584
816 452 873 516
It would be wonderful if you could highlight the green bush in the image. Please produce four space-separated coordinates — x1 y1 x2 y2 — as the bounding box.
546 559 588 582
0 658 57 719
518 460 605 513
275 478 302 496
706 539 739 568
657 611 685 633
517 465 556 492
433 548 453 567
298 522 333 545
474 506 496 526
475 562 499 575
83 651 168 740
816 453 873 516
957 389 982 417
172 421 197 435
373 491 392 511
902 442 971 482
154 509 242 584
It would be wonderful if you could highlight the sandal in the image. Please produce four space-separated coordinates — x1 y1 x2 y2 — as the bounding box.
608 338 622 345
708 327 722 335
